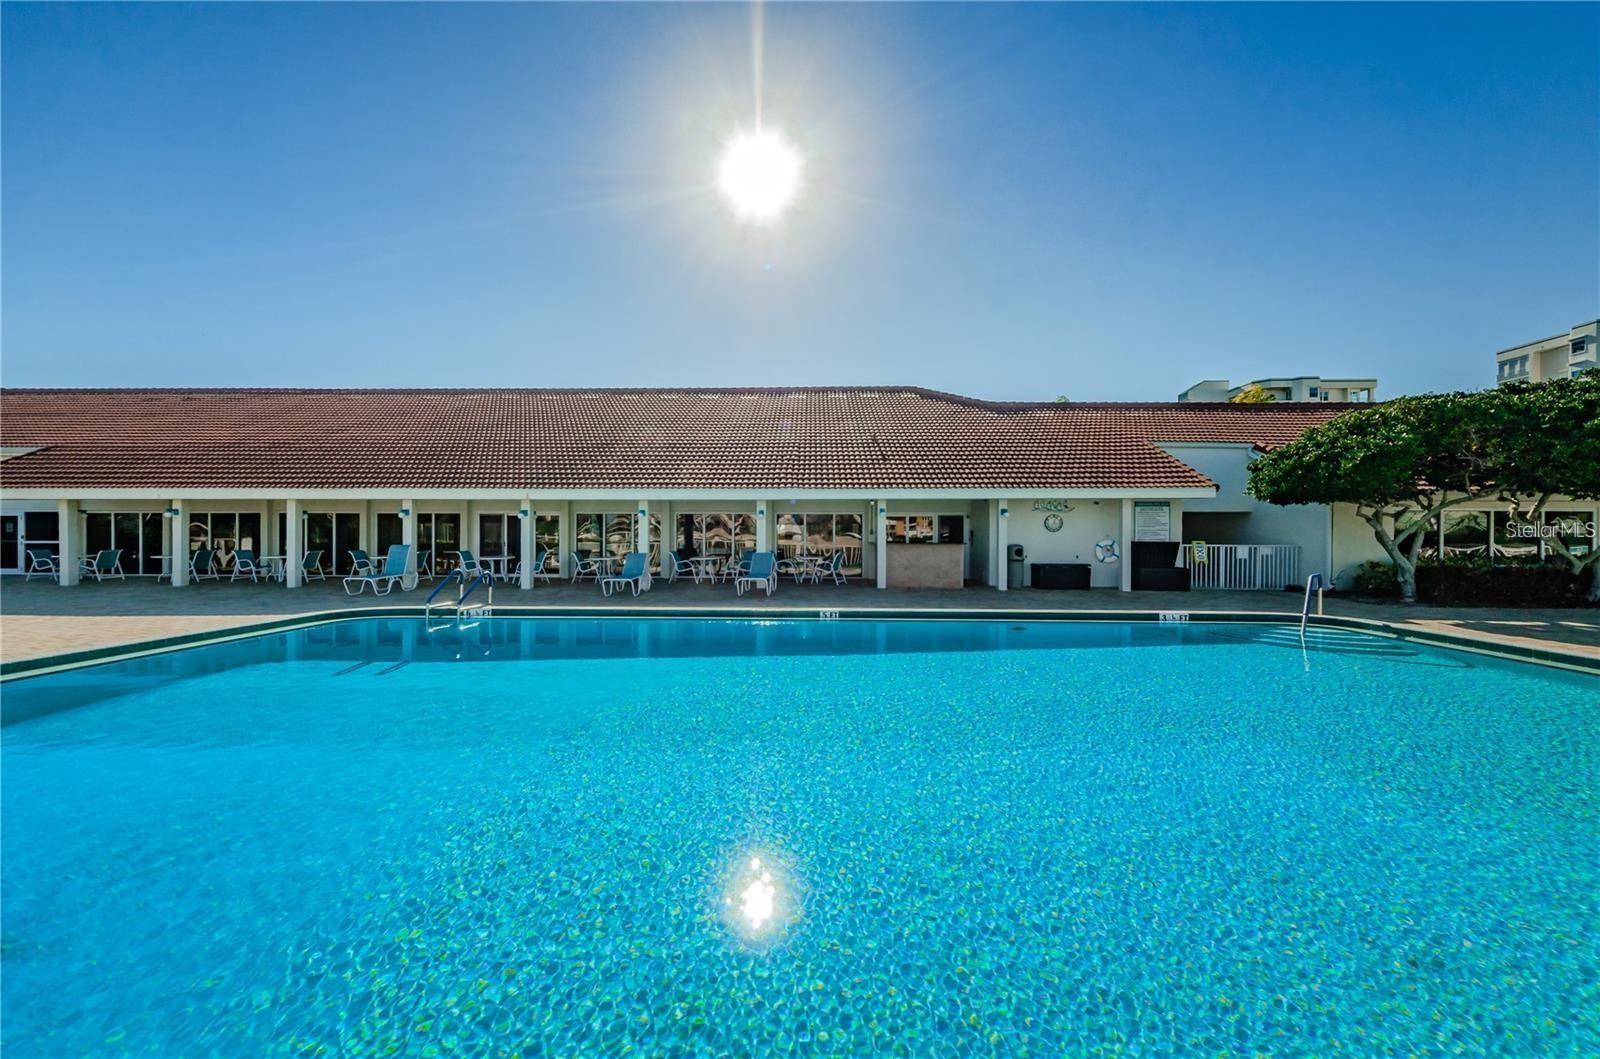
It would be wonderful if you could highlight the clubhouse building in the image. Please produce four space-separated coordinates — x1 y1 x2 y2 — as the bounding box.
2 387 1592 593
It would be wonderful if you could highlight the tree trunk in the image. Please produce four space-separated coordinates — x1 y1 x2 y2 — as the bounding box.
1364 510 1418 604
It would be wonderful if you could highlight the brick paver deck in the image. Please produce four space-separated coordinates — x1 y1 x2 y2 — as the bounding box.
2 576 1596 665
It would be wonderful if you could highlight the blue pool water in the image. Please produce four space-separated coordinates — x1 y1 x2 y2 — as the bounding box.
2 618 1596 1055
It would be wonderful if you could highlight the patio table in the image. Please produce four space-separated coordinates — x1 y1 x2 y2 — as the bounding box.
259 555 287 582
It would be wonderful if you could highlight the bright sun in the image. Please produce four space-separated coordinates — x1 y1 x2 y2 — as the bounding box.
715 128 803 225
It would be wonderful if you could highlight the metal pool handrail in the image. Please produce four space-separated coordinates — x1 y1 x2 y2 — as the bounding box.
1301 572 1325 639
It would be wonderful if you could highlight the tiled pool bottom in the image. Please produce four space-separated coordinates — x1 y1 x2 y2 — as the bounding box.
2 618 1596 1055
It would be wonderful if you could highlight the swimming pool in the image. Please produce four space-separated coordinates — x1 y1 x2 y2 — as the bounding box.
3 617 1596 1054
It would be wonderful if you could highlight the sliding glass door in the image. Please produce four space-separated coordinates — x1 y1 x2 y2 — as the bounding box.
477 514 523 567
83 512 167 575
767 512 864 575
189 511 263 573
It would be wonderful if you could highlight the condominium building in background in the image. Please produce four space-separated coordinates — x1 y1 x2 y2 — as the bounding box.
1495 320 1598 385
1176 376 1377 403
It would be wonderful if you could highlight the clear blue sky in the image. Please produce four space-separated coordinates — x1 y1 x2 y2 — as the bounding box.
3 2 1596 400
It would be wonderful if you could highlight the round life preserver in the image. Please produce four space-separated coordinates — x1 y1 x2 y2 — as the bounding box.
1094 537 1119 563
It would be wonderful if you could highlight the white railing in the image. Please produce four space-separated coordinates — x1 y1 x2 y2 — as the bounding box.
1182 544 1300 591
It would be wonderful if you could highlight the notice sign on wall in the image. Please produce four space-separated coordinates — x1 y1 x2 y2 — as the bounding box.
1134 502 1171 542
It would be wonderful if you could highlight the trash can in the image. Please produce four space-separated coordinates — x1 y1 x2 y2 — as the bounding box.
1007 543 1026 589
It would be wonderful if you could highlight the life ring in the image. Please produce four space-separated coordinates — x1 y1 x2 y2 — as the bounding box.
1094 537 1119 563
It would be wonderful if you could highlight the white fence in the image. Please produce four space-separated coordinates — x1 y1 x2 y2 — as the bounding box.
1182 544 1300 591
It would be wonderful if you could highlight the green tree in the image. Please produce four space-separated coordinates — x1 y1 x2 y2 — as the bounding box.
1229 384 1273 404
1485 373 1600 600
1246 390 1503 602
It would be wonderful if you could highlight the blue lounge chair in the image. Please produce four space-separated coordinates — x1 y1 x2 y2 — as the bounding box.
735 551 777 597
301 550 327 581
570 550 603 582
666 550 696 583
349 549 375 576
815 551 847 585
190 548 218 581
531 546 559 582
599 552 650 597
25 548 58 581
416 549 434 580
344 544 411 596
722 550 752 583
453 550 482 579
78 548 125 582
231 548 268 583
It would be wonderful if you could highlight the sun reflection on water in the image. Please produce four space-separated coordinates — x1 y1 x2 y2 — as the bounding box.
722 852 796 947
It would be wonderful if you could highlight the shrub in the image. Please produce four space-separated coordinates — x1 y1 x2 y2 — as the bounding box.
1415 561 1589 607
1350 560 1401 597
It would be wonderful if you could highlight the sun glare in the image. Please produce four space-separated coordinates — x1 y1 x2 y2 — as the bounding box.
715 128 803 225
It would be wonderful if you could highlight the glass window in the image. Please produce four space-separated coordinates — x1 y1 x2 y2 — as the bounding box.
1492 511 1538 560
86 513 114 555
576 514 602 558
605 513 633 558
835 514 863 575
1545 510 1594 560
703 514 732 556
674 514 698 558
937 515 964 544
804 514 834 556
776 514 804 558
141 513 164 575
535 515 560 570
114 514 142 568
303 514 332 572
23 511 59 546
377 513 403 554
434 515 461 570
1 516 18 570
480 515 506 558
906 516 935 543
1441 510 1489 557
733 514 757 555
334 513 360 574
885 516 907 543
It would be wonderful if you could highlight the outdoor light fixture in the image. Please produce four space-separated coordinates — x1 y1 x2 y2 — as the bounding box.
1000 507 1009 518
163 507 180 518
518 507 530 518
398 507 411 518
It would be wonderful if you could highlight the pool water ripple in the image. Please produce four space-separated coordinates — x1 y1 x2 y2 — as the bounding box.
2 619 1595 1055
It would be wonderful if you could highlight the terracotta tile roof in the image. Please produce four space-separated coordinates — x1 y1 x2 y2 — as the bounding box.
0 387 1351 493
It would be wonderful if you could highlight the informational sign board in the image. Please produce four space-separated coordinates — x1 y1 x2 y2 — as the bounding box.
1134 502 1171 542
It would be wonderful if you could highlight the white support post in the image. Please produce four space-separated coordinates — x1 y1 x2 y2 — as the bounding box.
170 499 188 587
995 499 1008 592
58 499 81 586
1119 498 1134 592
874 500 888 590
756 501 769 551
286 499 303 588
520 501 535 590
558 501 574 579
636 500 651 556
401 500 417 590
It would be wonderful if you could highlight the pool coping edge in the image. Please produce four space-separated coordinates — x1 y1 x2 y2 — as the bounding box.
3 605 1597 680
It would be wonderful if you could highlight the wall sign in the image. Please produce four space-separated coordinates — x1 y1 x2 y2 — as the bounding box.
1031 500 1075 513
1134 502 1171 542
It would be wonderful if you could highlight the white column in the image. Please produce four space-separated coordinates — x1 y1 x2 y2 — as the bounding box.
170 499 188 587
401 500 417 589
58 499 81 586
995 499 1008 592
463 502 474 559
657 501 672 567
520 502 535 589
986 501 1000 586
1119 498 1134 592
286 499 303 588
558 501 574 579
756 501 769 551
874 500 888 589
636 500 651 555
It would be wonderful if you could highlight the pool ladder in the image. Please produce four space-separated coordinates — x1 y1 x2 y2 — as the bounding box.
1300 572 1325 640
425 569 495 630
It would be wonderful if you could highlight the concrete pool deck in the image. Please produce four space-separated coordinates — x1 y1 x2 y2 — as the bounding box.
2 576 1597 668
